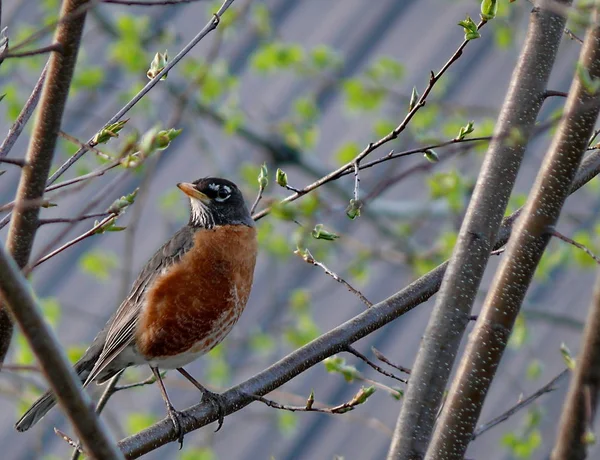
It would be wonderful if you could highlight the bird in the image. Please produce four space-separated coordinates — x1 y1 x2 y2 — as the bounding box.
16 177 258 446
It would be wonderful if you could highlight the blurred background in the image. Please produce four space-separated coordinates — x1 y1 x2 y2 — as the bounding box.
0 0 598 458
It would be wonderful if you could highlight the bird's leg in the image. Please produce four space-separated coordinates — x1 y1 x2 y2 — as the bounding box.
177 367 226 432
151 367 186 448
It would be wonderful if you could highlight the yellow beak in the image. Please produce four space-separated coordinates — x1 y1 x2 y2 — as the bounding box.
177 182 210 204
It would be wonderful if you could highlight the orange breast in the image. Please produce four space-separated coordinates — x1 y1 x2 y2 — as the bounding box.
136 224 257 359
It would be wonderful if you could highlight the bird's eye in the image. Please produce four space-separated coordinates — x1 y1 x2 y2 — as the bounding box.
215 185 231 202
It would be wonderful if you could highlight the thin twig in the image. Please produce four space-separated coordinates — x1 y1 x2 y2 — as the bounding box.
45 162 121 193
113 374 158 392
249 388 373 415
1 42 63 59
295 248 373 307
59 130 114 160
472 369 568 440
551 229 600 265
0 157 27 166
544 90 569 98
564 27 584 44
31 215 116 269
55 428 85 454
0 63 47 158
371 347 411 375
38 212 112 226
250 183 265 215
353 161 360 202
346 345 407 383
0 364 41 372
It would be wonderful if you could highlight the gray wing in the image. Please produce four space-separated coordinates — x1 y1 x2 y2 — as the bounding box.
84 226 196 385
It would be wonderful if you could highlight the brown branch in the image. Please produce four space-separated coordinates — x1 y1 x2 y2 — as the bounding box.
0 245 121 458
32 215 116 269
0 157 27 166
1 42 64 59
346 346 406 384
429 9 600 458
0 63 47 158
250 387 375 415
371 347 411 375
388 5 572 458
116 145 600 458
295 248 373 307
553 272 600 454
38 212 113 226
551 229 600 265
472 369 568 441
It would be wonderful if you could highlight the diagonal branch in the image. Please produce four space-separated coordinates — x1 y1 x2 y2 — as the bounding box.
429 9 600 458
552 268 600 459
387 4 572 458
0 245 121 458
116 147 600 458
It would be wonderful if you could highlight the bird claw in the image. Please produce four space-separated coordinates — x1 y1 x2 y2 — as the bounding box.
201 389 226 432
166 404 187 449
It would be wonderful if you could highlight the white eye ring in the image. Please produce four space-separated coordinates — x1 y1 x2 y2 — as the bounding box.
214 184 232 202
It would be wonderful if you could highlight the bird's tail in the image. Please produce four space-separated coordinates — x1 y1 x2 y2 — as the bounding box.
15 348 100 432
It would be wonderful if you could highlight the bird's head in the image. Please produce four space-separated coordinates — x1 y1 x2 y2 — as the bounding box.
177 177 254 229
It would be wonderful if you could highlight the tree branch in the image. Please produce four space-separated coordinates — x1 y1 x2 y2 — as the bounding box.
552 268 600 458
429 9 600 458
387 5 572 458
0 245 122 458
0 63 47 159
472 369 568 441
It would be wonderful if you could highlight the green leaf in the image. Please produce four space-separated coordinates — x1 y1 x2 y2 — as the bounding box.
342 78 385 112
458 15 480 40
526 359 543 380
206 349 231 386
72 66 104 90
249 331 276 354
335 141 359 165
508 314 528 349
294 97 318 121
323 356 360 382
561 343 576 370
277 411 298 436
40 298 61 327
373 119 396 138
126 413 157 435
79 250 119 281
310 45 339 69
311 224 339 241
251 43 305 73
481 0 498 20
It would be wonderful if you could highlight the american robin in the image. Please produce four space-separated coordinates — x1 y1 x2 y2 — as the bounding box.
16 177 258 446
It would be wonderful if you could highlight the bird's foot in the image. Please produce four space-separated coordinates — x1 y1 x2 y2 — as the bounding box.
165 404 187 449
201 389 226 432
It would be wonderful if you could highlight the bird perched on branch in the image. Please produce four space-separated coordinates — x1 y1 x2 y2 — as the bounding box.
16 177 258 447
